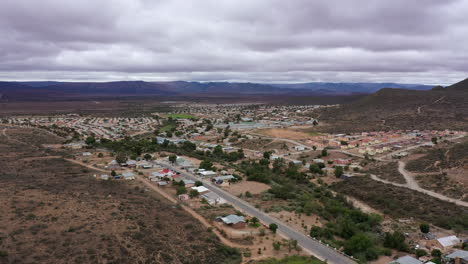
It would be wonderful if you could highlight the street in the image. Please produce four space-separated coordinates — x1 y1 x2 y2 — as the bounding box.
153 160 355 264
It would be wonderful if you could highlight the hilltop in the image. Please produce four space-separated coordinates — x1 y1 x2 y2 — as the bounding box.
316 78 468 132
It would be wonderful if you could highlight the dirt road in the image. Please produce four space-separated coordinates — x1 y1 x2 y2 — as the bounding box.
371 161 468 207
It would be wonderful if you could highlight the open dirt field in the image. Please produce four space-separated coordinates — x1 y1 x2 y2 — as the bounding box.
225 181 271 196
255 128 311 140
0 126 241 264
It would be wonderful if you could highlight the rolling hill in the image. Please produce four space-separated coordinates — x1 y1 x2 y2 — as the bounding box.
0 80 434 101
316 78 468 132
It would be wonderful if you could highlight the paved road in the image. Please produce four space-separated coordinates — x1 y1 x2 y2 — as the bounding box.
154 160 355 264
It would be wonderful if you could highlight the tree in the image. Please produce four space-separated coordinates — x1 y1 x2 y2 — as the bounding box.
263 151 271 159
195 181 203 187
166 131 173 137
85 136 96 145
272 241 281 251
111 170 117 177
213 145 223 156
383 231 409 252
321 148 328 157
199 160 213 170
189 189 199 198
115 153 127 164
97 153 104 158
169 155 177 164
144 153 152 160
176 186 187 195
344 233 373 256
309 163 322 174
431 137 438 145
334 166 344 178
416 249 427 258
431 249 442 258
420 223 430 234
312 146 317 151
251 217 259 224
269 223 278 233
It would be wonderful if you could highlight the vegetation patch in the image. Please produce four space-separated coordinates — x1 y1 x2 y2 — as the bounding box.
332 176 468 231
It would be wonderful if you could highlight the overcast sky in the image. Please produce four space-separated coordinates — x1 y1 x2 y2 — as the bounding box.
0 0 467 85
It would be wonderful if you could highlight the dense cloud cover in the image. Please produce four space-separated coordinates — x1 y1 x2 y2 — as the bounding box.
0 0 467 84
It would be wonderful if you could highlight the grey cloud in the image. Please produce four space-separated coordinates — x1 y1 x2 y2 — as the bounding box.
0 0 467 84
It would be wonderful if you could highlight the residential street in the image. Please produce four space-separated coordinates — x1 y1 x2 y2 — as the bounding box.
154 160 355 264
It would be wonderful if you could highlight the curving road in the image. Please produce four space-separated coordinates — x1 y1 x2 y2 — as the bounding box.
154 160 355 264
370 160 468 208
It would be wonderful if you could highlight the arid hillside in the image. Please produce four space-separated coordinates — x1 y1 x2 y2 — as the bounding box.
0 126 240 264
316 78 468 132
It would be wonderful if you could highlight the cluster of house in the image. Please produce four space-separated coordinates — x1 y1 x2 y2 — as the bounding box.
303 130 465 156
390 250 467 264
145 166 233 206
390 235 468 264
7 116 159 140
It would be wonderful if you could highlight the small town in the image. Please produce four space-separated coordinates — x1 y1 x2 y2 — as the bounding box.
3 103 466 264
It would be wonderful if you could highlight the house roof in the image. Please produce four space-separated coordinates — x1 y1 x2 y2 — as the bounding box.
182 179 195 185
388 256 423 264
437 235 459 247
446 250 468 259
200 171 216 176
213 175 235 181
191 186 209 193
221 215 245 225
122 172 135 177
201 192 220 201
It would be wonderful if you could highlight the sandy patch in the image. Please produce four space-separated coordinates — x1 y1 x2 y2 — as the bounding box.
224 180 271 196
256 128 311 140
269 211 322 236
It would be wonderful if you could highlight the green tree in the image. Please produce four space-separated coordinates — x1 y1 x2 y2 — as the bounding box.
309 163 322 174
115 152 127 164
199 160 213 170
189 189 199 198
383 231 409 252
176 186 187 195
420 223 430 233
85 136 96 145
272 241 281 251
97 153 104 158
263 151 271 159
169 154 177 164
166 131 173 137
321 148 328 157
144 153 152 160
431 249 442 258
344 233 373 256
416 249 427 258
269 223 278 233
195 181 203 187
111 170 117 177
334 166 344 178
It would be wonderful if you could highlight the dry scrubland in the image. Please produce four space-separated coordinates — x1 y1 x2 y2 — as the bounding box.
0 126 240 264
332 176 468 231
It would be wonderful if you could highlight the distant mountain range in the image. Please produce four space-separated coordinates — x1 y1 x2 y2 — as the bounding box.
270 82 432 95
317 78 468 132
0 80 433 101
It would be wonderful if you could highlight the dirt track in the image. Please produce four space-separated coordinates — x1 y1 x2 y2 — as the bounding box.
371 160 468 207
